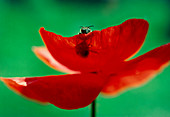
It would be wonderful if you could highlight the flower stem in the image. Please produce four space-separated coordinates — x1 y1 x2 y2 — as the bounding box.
91 100 96 117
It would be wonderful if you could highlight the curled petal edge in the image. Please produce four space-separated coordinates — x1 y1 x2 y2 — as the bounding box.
32 46 80 74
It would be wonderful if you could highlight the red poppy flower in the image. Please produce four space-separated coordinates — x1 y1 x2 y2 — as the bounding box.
1 19 170 110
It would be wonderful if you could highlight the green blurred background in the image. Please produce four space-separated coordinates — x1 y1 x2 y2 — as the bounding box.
0 0 170 117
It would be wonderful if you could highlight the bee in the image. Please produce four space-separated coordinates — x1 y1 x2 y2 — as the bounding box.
76 25 94 58
79 25 94 34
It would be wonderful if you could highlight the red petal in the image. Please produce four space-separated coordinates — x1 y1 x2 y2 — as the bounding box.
39 27 101 72
39 19 148 72
102 43 170 96
100 19 149 61
1 77 48 103
1 73 106 109
32 46 79 74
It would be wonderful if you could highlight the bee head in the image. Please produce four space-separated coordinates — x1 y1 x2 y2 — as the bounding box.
79 25 94 34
